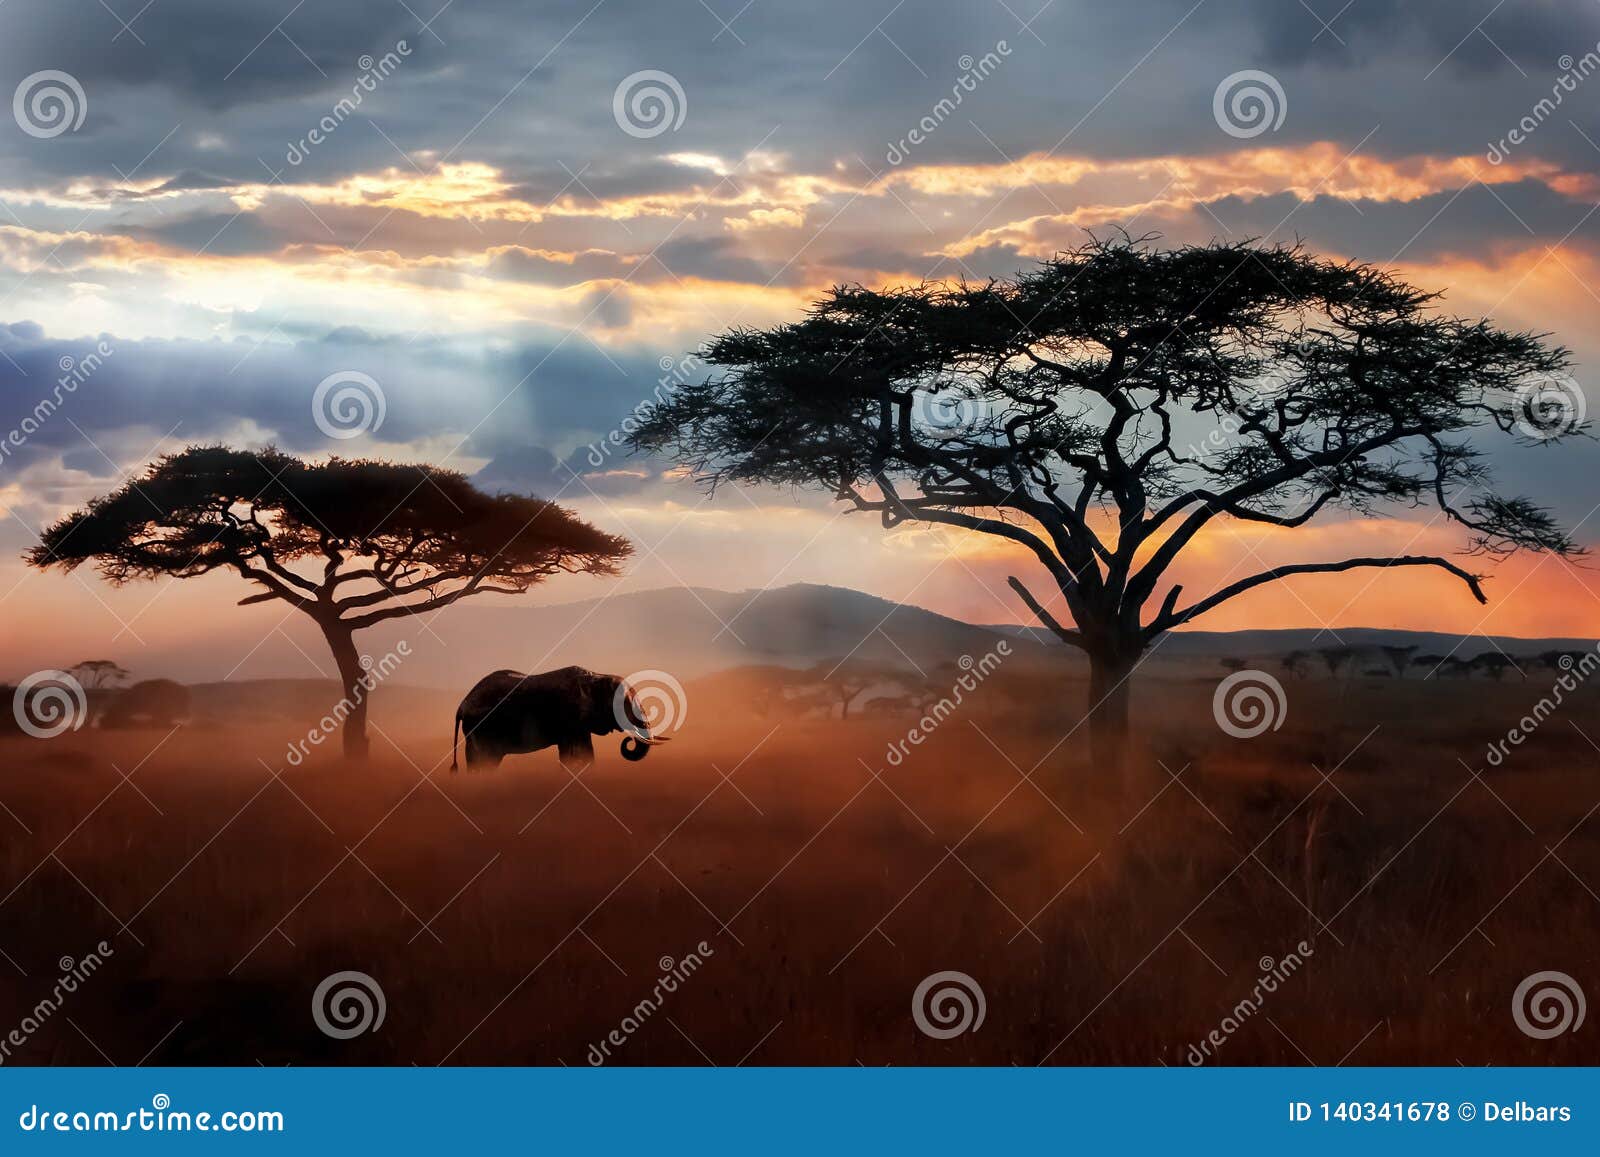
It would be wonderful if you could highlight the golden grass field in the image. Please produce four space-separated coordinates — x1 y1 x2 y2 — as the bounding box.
1 666 1596 1066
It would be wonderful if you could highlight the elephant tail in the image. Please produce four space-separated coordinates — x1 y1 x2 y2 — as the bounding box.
451 710 461 772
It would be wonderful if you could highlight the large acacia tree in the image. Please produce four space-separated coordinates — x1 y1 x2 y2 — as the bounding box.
630 237 1583 761
28 445 631 758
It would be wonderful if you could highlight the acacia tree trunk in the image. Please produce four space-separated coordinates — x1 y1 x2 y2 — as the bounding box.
1085 644 1139 773
321 624 371 761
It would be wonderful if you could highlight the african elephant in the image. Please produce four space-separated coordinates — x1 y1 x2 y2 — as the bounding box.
452 666 668 772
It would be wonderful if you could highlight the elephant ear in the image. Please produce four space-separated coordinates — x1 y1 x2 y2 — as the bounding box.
594 674 626 731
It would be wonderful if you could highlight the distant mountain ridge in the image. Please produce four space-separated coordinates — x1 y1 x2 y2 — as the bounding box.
354 582 1061 687
364 584 1592 687
26 582 1593 687
985 622 1599 660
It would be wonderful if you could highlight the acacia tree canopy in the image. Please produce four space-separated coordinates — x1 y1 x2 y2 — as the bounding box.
28 445 632 756
67 660 131 689
629 236 1584 756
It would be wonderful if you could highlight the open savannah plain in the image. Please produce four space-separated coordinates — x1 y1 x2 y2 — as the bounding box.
2 655 1596 1067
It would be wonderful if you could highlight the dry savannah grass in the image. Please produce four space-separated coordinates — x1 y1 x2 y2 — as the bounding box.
1 665 1597 1067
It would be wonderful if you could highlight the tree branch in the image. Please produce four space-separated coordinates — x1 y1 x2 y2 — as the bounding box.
1006 575 1086 649
1148 555 1487 636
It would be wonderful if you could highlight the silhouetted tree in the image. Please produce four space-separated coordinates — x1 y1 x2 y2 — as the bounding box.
67 660 130 689
1535 648 1589 671
806 658 893 719
26 446 631 758
1280 649 1312 677
1317 647 1354 678
1470 652 1519 681
100 679 190 729
1415 654 1472 679
630 237 1581 761
1380 644 1418 678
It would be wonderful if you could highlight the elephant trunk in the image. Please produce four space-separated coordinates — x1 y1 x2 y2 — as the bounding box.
617 687 671 761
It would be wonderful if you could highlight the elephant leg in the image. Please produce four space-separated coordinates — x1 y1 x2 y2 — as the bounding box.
557 736 595 773
464 736 502 771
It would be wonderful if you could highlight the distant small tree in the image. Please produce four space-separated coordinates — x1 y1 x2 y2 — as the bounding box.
1281 649 1311 678
1415 654 1472 679
631 236 1581 764
1318 647 1354 679
806 658 889 719
68 660 130 689
1412 653 1445 677
27 446 631 758
1380 644 1418 678
1536 648 1589 672
1219 656 1248 674
1470 652 1519 682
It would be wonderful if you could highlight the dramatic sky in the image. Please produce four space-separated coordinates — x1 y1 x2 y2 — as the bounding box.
3 0 1600 678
